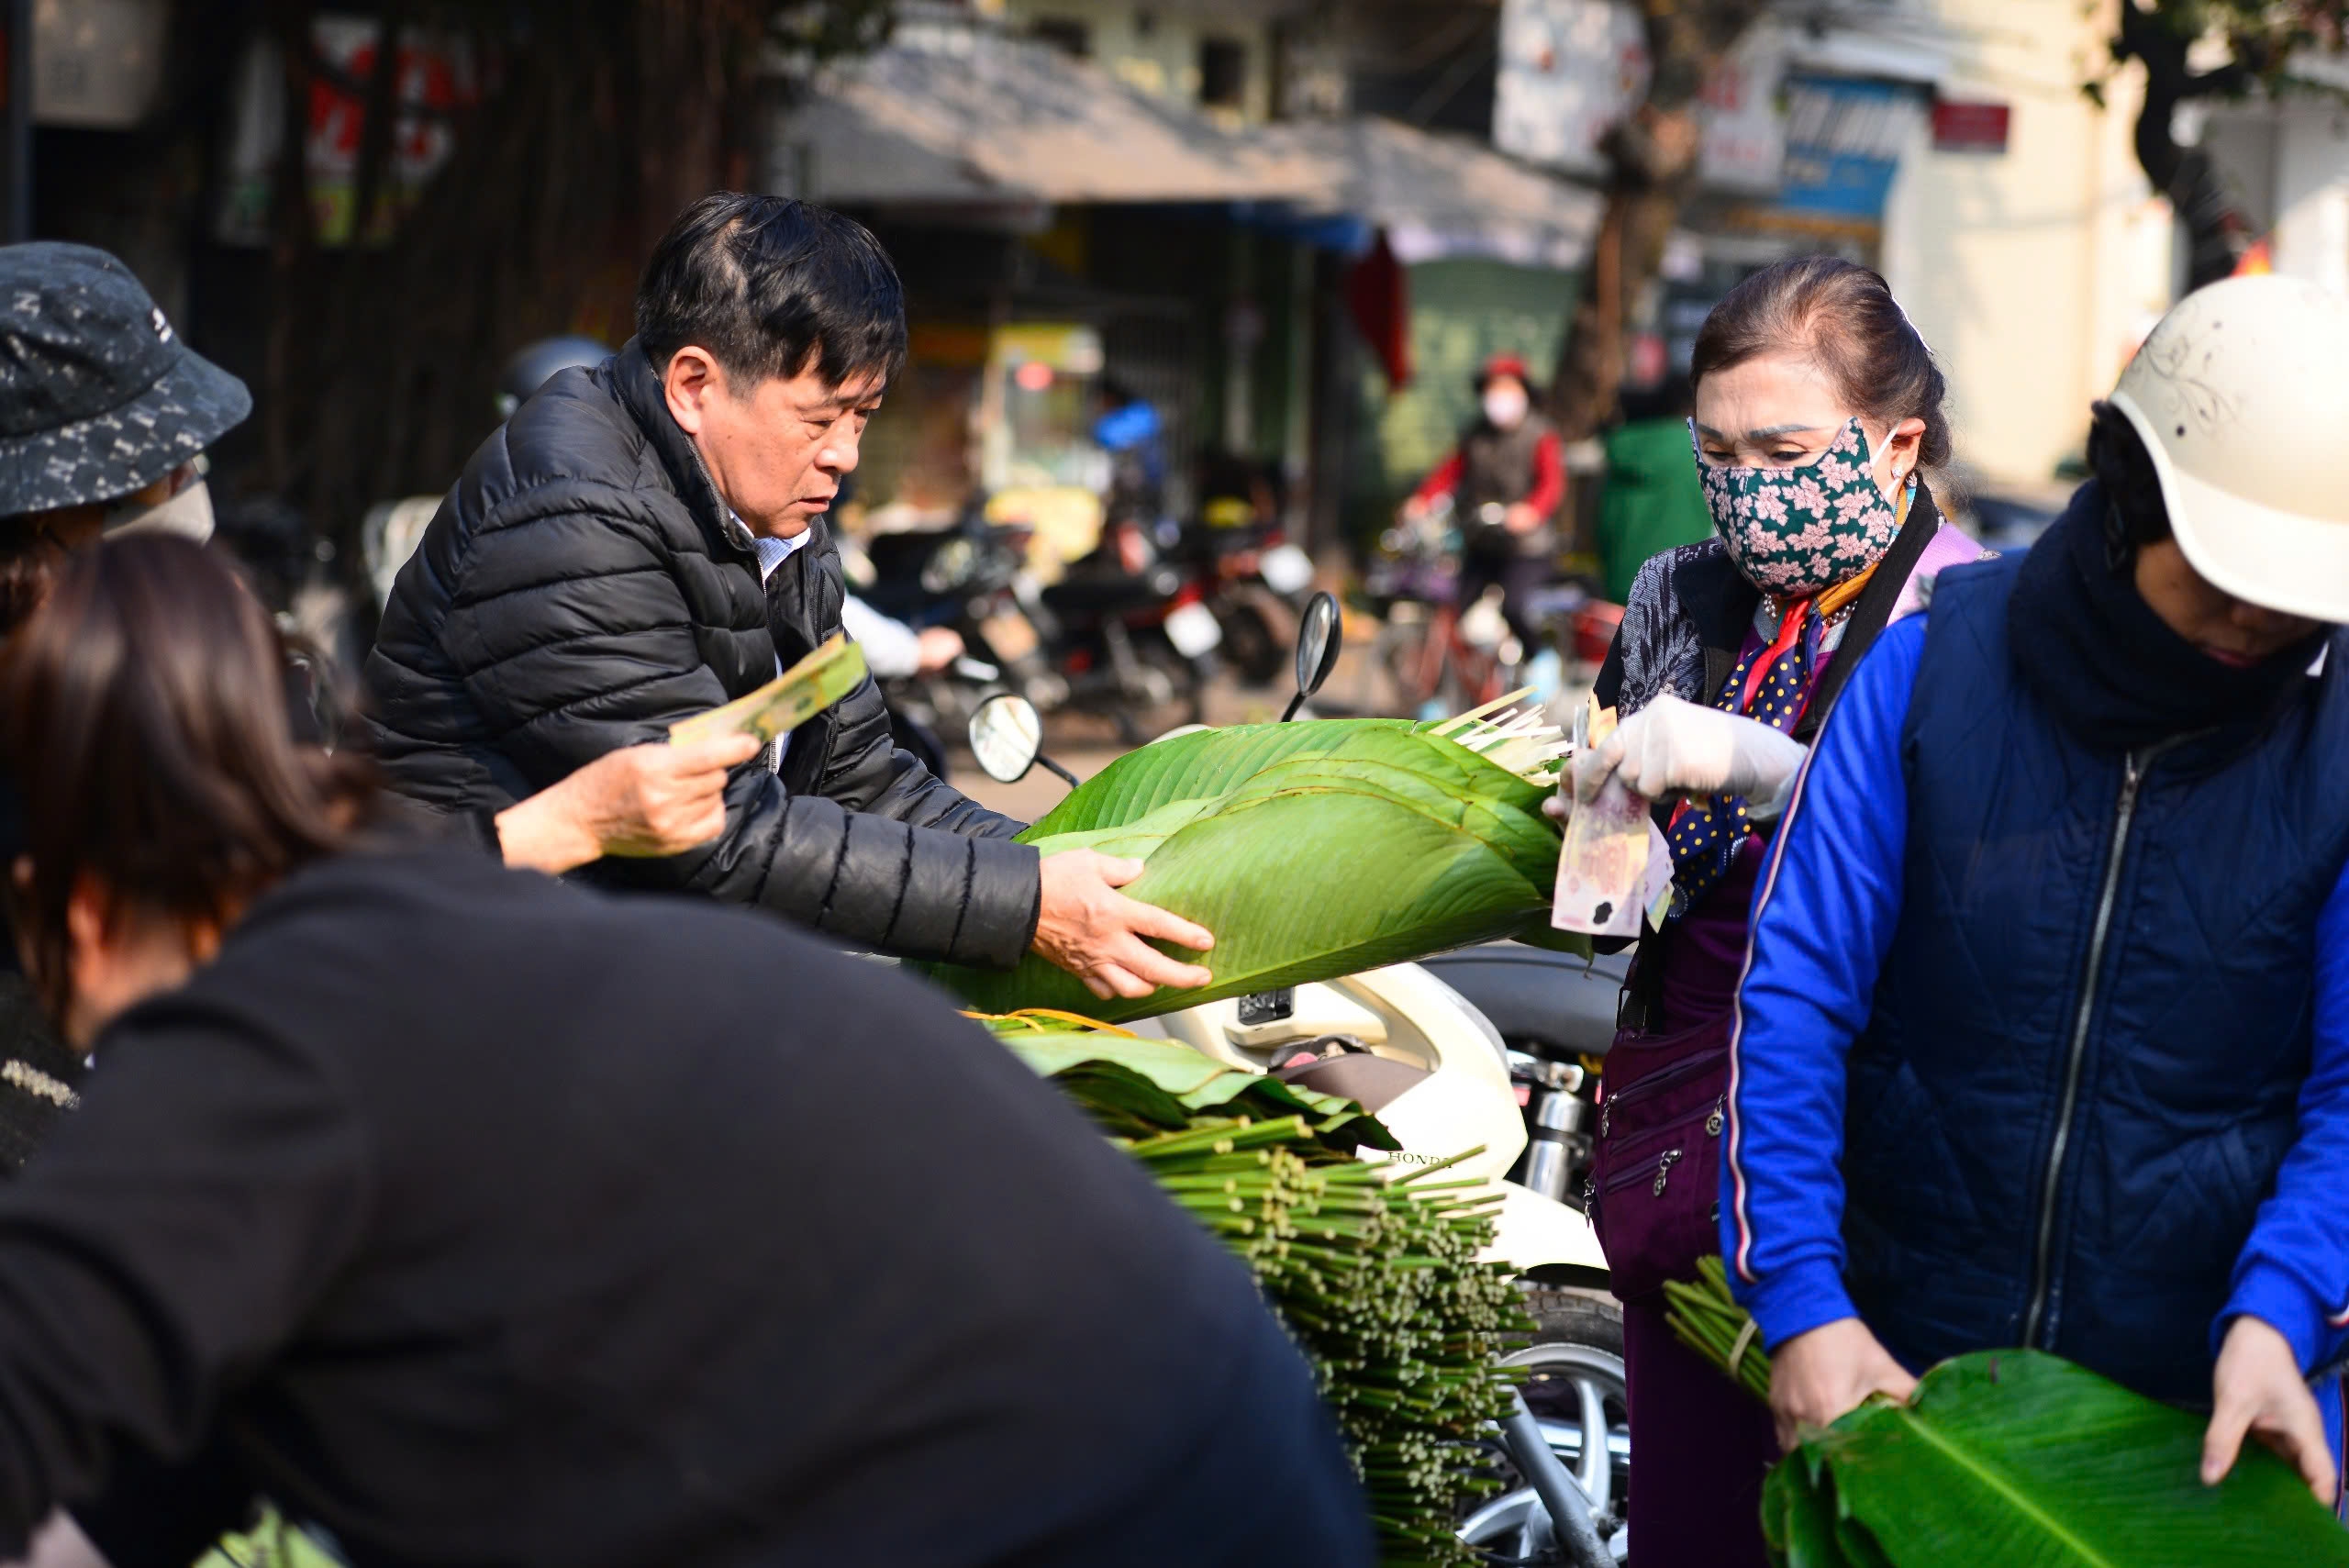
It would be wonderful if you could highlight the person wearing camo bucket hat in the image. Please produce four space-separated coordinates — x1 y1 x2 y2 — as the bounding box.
0 244 778 1568
0 241 250 550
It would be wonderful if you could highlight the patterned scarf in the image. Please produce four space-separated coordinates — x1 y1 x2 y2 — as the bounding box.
1663 539 1892 913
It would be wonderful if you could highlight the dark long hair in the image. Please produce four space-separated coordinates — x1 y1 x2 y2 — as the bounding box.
0 537 375 1018
1690 256 1954 469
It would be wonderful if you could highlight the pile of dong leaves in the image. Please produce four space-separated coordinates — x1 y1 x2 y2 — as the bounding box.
930 714 1582 1023
1661 1262 2349 1567
985 1014 1529 1568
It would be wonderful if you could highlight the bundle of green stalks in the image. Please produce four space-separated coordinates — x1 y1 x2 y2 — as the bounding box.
1663 1253 1773 1402
985 1016 1528 1568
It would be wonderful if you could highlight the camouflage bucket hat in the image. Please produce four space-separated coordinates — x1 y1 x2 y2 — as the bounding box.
0 241 251 516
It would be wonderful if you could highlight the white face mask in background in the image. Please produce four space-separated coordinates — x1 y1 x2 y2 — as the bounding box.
103 475 214 543
1482 384 1530 431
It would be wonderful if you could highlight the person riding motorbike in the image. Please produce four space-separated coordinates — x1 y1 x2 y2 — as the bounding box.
0 534 1376 1568
1728 275 2349 1508
1400 352 1564 648
1558 257 1983 1568
368 195 1212 1003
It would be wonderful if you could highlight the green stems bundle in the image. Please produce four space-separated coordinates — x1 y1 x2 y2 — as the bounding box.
1661 1254 1771 1404
988 1023 1528 1568
1127 1121 1530 1567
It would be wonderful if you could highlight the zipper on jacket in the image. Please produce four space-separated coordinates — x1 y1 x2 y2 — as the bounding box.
2021 740 2176 1348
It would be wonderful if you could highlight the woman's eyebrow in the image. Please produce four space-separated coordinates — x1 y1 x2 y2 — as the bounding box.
1691 422 1825 441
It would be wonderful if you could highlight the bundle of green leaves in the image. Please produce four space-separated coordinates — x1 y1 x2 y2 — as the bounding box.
1663 1262 2349 1566
931 710 1583 1023
986 1016 1529 1568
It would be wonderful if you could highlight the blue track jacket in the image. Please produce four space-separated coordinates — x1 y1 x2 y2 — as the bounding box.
1720 612 2349 1381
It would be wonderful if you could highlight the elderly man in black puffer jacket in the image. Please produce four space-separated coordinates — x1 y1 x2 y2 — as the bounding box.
368 195 1213 993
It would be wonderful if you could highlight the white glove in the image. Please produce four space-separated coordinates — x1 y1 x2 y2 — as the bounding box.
1574 692 1807 809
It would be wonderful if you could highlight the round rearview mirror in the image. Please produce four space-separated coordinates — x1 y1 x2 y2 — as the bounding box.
968 693 1044 784
1294 591 1343 700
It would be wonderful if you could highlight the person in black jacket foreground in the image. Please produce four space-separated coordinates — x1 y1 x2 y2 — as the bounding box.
0 535 1375 1567
366 194 1215 1001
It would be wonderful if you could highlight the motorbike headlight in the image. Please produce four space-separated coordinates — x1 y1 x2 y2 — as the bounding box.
921 539 976 595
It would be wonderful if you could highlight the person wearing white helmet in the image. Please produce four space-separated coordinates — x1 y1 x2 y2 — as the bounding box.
1720 274 2349 1508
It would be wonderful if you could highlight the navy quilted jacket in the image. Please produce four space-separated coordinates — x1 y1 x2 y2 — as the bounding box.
1722 555 2349 1407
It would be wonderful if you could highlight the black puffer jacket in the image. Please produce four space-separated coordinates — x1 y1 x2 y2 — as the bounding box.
363 339 1039 968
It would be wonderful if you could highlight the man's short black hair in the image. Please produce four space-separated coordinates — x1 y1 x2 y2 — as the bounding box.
635 194 908 392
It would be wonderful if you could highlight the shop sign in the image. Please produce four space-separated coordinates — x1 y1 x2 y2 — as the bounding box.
216 15 478 247
32 0 170 128
1932 99 2011 154
1775 76 1927 221
1494 0 1787 194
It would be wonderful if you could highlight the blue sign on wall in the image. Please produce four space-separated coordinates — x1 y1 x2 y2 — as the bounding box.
1774 75 1926 221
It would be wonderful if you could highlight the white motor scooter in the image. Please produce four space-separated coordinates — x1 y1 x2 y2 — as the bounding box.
965 594 1627 1566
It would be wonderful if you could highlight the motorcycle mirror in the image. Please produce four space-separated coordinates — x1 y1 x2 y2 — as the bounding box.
968 694 1044 784
967 693 1081 789
1282 591 1343 722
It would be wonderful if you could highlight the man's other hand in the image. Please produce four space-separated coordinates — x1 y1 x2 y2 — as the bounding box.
1032 850 1214 1000
1504 501 1543 536
496 734 762 875
2203 1316 2336 1503
1767 1317 1919 1452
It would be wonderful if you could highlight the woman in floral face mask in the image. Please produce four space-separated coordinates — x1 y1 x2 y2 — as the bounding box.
1558 256 1983 1568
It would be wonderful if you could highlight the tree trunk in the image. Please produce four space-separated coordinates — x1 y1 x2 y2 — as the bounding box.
2116 0 2253 290
1546 0 1765 544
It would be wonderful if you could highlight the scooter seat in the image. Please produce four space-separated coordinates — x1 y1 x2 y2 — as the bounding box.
1273 1043 1430 1115
1041 569 1175 616
1420 943 1631 1062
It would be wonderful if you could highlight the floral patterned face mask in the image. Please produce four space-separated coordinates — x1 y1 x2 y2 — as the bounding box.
1688 417 1902 597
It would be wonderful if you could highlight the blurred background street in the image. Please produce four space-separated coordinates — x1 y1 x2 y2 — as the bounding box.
4 0 2335 762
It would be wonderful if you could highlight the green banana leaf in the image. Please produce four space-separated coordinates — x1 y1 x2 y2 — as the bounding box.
929 720 1584 1021
986 1025 1397 1151
1022 718 1418 838
1764 1350 2349 1567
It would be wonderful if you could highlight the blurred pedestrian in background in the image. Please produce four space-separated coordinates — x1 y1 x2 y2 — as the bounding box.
1399 351 1564 649
1594 374 1715 606
1564 256 1982 1568
0 534 1375 1568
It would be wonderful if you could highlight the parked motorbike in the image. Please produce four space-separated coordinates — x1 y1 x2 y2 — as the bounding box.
861 498 1214 743
1038 510 1220 740
1179 480 1316 688
964 596 1624 1567
857 504 1061 722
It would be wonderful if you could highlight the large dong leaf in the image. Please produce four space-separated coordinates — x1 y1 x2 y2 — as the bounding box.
931 726 1570 1020
1765 1350 2349 1568
1021 718 1418 839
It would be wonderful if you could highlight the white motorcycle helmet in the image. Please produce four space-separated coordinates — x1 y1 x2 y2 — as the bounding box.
2107 274 2349 624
